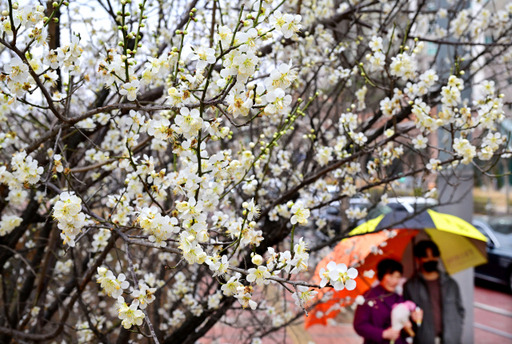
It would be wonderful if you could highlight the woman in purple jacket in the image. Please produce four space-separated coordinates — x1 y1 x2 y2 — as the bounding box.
353 259 416 344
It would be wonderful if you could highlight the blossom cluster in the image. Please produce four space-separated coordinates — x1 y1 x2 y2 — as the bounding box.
0 151 44 236
96 267 158 329
1 0 511 341
53 192 87 247
318 261 358 291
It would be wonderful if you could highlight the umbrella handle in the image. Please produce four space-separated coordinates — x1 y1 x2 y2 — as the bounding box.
390 327 415 344
404 327 415 337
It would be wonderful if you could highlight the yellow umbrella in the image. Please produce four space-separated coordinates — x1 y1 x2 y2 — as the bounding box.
347 209 487 275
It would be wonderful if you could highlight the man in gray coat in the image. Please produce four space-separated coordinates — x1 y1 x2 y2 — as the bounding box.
404 240 465 344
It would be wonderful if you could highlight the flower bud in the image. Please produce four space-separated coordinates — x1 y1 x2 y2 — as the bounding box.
252 254 263 266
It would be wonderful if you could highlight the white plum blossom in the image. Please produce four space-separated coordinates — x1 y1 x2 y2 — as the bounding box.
316 146 333 166
137 209 179 247
0 215 22 236
290 201 310 225
190 46 216 70
208 291 223 310
53 192 87 247
246 266 271 286
206 255 230 277
10 151 44 185
96 267 130 299
147 117 172 141
328 263 358 291
242 198 260 221
426 158 442 172
119 80 140 101
53 154 64 173
390 53 417 80
131 283 157 309
115 297 145 329
355 295 365 305
264 88 292 115
318 261 337 288
453 138 476 164
227 91 253 118
482 132 504 151
292 286 318 307
265 62 297 91
217 25 233 48
363 270 376 278
173 107 203 139
366 51 386 72
221 274 243 297
413 135 428 150
355 86 368 110
369 36 384 52
234 285 257 310
290 237 309 274
351 132 368 146
269 11 302 39
345 206 368 221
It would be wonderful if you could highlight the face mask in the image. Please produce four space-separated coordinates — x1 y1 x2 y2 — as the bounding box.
422 260 438 272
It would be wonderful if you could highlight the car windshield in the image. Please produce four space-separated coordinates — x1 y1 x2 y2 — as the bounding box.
487 218 512 235
367 204 406 219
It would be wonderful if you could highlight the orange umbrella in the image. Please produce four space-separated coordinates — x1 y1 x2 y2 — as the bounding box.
304 229 419 328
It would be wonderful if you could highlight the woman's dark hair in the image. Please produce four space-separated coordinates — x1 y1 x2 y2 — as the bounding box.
413 240 440 258
376 258 403 281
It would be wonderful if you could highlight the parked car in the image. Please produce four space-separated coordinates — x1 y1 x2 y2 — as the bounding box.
472 216 512 291
315 196 437 237
366 197 438 219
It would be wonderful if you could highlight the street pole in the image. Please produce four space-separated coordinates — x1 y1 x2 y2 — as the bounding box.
435 0 475 342
437 170 474 344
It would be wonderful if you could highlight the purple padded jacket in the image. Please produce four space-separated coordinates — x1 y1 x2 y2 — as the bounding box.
353 284 409 344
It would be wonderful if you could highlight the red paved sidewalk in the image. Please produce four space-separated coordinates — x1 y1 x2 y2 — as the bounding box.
200 284 512 344
300 284 512 344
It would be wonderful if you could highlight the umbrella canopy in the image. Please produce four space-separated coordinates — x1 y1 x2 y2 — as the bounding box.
350 209 488 275
305 209 487 329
